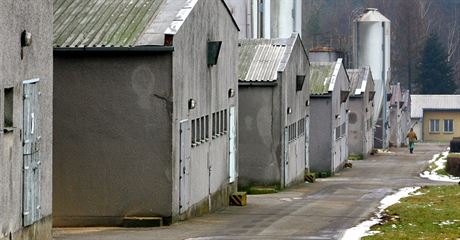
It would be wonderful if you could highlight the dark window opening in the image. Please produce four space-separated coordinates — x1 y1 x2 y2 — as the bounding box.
4 88 13 128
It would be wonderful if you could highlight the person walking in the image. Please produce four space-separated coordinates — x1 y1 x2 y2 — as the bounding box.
406 128 418 154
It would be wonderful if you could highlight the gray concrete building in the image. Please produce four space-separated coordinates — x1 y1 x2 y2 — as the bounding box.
237 34 310 189
53 0 239 227
389 83 404 147
0 1 53 239
309 59 350 174
346 67 375 158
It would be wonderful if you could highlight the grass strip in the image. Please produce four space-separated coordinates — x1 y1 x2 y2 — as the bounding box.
364 185 460 240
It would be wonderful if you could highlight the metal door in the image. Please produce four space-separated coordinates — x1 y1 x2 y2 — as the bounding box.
228 107 236 183
23 79 41 226
179 120 191 214
304 117 310 170
283 127 289 187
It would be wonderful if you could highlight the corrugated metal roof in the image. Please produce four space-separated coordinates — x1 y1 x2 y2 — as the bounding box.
238 39 287 82
411 95 460 118
347 69 364 95
309 62 335 95
54 0 165 47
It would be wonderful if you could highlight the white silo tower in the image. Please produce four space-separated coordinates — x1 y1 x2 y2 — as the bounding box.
353 8 391 148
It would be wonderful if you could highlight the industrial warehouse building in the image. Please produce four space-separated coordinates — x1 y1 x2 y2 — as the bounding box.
347 67 375 158
309 59 350 174
0 1 53 239
53 0 239 226
237 33 310 189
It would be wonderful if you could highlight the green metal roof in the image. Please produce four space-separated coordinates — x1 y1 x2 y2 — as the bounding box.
54 0 164 47
309 63 335 95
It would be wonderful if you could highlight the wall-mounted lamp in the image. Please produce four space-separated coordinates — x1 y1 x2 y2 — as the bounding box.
346 109 350 113
287 107 292 114
20 30 32 60
305 100 309 107
21 30 32 47
188 99 196 110
228 88 235 98
335 114 340 119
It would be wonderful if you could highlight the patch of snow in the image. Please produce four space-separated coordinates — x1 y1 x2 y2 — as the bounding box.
341 187 421 240
280 198 292 202
420 151 460 183
437 220 456 227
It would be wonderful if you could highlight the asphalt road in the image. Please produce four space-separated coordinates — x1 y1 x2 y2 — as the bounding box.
53 143 451 240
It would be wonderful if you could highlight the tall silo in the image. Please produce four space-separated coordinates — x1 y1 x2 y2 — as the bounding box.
353 8 391 148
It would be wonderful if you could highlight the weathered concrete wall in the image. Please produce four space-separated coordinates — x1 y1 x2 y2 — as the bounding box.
238 86 281 187
53 53 173 226
171 0 239 217
280 39 310 186
411 118 423 141
310 61 349 174
389 104 401 147
348 73 374 157
309 97 332 172
238 37 309 188
224 0 250 38
0 0 53 239
331 65 349 172
348 98 365 155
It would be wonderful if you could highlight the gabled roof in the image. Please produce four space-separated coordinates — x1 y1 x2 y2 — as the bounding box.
54 0 239 48
347 66 371 96
411 95 460 118
310 59 344 95
238 33 301 83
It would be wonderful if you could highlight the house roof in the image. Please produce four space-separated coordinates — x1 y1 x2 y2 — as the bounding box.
411 95 460 118
347 66 370 96
310 59 344 95
238 34 300 82
54 0 239 48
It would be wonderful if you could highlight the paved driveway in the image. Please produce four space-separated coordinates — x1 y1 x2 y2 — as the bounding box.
53 143 450 240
